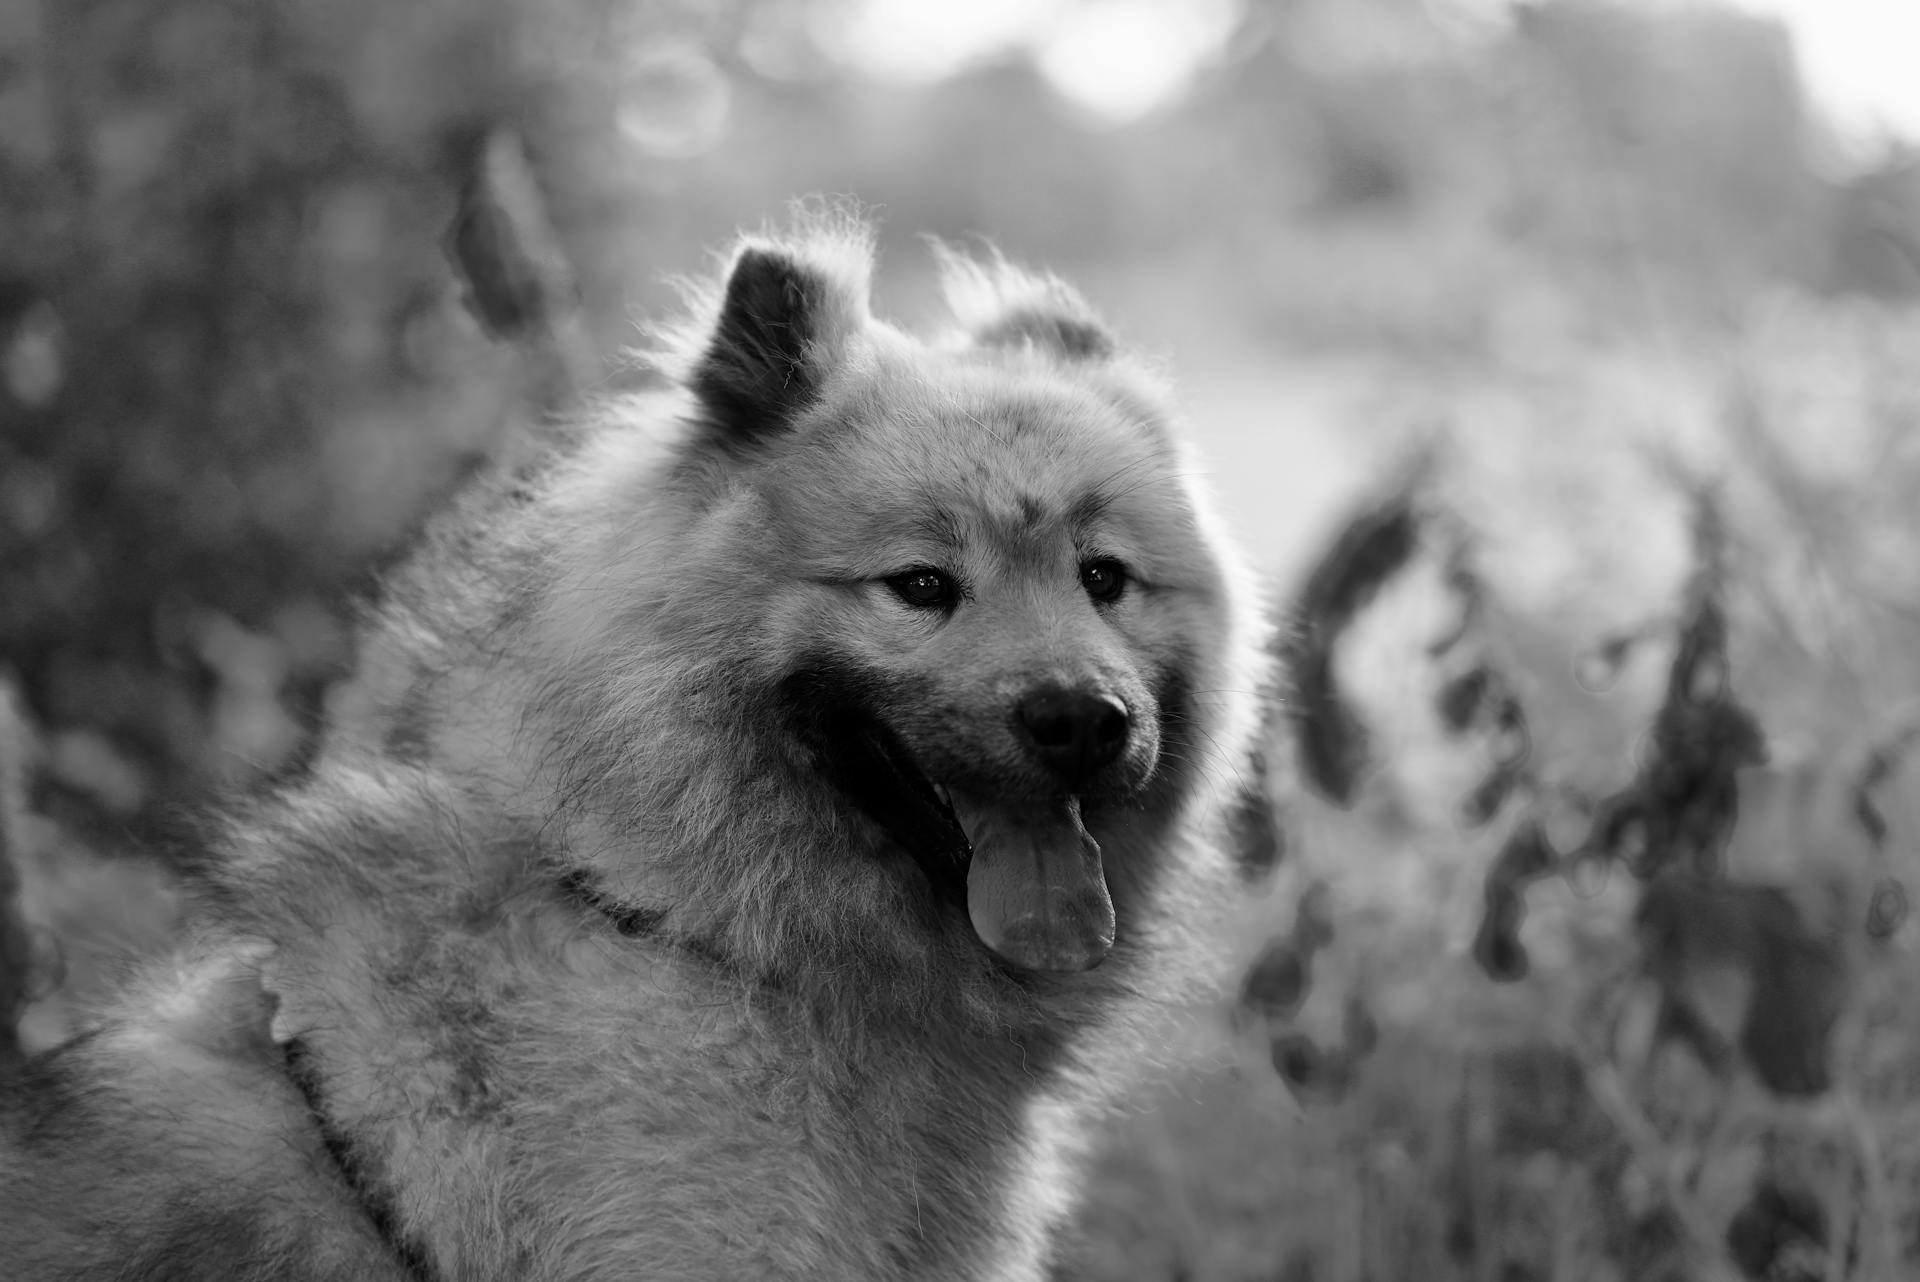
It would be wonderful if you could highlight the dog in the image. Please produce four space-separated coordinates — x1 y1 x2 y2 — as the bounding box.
0 213 1272 1280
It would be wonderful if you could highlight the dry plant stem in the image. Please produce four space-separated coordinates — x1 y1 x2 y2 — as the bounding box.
1576 1056 1743 1282
1550 1164 1592 1282
0 679 35 1064
1856 1105 1897 1281
1822 1169 1846 1282
453 128 598 413
1831 1089 1896 1282
1695 1089 1880 1282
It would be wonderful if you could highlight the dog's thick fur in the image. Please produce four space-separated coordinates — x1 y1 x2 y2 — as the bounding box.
0 217 1270 1280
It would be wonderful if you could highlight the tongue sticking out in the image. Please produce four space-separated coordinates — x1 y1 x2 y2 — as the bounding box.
952 792 1115 973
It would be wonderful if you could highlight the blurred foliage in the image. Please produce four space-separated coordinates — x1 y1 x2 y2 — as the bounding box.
4 0 1918 815
0 0 721 805
7 0 1920 1276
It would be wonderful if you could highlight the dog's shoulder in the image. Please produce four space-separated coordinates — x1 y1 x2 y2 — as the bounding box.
0 942 414 1281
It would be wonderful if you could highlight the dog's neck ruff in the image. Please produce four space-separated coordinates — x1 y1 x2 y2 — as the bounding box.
281 1037 439 1282
555 866 738 972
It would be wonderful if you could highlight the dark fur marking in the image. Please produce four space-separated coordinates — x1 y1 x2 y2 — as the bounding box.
131 1205 280 1282
1 1031 114 1149
282 1038 438 1282
1149 655 1200 803
974 308 1114 361
382 669 440 763
777 659 971 906
554 869 742 975
1227 765 1284 878
556 868 667 938
1064 490 1112 531
372 959 504 1124
1095 656 1200 917
913 504 965 550
691 248 826 451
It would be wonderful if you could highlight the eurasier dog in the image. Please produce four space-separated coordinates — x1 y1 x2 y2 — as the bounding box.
1 215 1271 1280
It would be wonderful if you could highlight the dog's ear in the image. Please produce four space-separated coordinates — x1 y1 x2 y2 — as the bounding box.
689 241 869 447
935 244 1116 363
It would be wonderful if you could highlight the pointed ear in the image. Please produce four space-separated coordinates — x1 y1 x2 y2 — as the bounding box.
934 243 1117 362
689 241 869 447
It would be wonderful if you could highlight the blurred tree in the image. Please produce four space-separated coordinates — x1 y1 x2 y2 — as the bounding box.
1829 149 1920 299
1504 2 1826 300
0 0 1904 829
0 0 716 814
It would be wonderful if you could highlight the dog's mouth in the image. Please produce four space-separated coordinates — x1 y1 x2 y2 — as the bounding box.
824 714 1115 974
947 785 1114 974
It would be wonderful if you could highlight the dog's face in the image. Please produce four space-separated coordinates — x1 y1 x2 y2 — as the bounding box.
664 229 1237 974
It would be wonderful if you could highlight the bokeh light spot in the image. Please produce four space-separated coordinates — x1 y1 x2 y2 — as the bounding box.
1034 0 1241 124
617 45 732 159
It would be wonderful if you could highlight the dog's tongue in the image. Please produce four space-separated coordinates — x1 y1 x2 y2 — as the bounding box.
952 792 1114 973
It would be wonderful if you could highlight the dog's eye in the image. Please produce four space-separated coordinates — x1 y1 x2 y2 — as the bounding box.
1081 558 1128 604
886 567 959 610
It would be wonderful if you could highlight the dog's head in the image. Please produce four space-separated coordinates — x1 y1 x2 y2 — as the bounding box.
640 217 1258 975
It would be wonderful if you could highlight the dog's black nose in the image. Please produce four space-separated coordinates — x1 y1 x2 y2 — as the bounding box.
1015 689 1130 786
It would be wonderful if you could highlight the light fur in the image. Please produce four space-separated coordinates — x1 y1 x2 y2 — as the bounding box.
1 212 1272 1281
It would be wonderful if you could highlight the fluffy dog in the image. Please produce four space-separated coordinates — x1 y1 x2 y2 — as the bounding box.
1 215 1270 1280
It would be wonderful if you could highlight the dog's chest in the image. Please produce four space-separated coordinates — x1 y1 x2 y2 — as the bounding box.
289 918 1080 1281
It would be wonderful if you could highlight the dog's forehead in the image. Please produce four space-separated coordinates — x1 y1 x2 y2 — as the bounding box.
832 368 1170 505
758 354 1205 571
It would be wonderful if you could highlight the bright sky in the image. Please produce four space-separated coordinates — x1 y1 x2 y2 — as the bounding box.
823 0 1920 144
1732 0 1920 145
820 0 1240 123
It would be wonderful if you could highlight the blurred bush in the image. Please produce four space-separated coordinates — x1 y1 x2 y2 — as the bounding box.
0 0 694 808
2 0 1916 824
7 3 1920 1275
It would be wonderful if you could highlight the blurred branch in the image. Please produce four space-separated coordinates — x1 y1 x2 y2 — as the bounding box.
0 676 35 1066
1279 451 1438 805
1577 1056 1743 1282
445 126 599 413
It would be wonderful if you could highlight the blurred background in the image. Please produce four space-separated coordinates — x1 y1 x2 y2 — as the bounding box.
4 0 1920 1278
